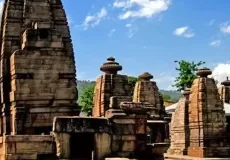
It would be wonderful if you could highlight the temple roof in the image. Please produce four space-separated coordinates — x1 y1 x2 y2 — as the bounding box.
196 67 212 77
221 77 230 86
138 72 153 81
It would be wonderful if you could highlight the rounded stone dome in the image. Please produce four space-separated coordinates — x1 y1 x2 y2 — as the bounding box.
196 67 212 77
138 72 153 81
100 57 122 74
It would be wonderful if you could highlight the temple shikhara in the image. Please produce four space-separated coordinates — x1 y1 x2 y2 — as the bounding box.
0 0 229 160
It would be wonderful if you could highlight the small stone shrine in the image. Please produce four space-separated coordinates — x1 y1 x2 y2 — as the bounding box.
133 72 169 150
187 68 230 157
93 57 132 117
167 88 190 155
166 68 230 159
133 72 163 116
219 77 230 104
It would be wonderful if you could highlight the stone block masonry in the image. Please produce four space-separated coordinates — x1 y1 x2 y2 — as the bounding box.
0 0 78 135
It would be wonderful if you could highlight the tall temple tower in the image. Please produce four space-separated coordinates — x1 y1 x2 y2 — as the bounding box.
0 0 78 135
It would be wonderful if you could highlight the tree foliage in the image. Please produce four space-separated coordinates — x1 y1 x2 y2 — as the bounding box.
128 76 139 95
78 85 95 115
162 94 171 101
173 60 205 91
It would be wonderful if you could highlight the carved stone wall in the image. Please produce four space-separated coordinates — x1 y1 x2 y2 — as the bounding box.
0 0 78 135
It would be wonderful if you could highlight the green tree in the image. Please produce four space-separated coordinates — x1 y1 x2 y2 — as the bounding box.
173 60 205 91
78 85 95 115
128 76 139 95
162 94 171 101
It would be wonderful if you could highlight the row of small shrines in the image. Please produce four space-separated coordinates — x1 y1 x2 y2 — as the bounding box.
1 56 230 160
79 57 230 159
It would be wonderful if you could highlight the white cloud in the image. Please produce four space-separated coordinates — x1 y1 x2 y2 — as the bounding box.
209 19 216 26
125 23 138 38
113 0 171 20
212 63 230 87
82 8 107 30
108 28 116 37
173 26 195 38
209 40 221 47
155 72 176 90
220 22 230 34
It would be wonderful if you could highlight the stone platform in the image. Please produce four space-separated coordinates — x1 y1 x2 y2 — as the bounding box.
0 135 55 160
165 154 230 160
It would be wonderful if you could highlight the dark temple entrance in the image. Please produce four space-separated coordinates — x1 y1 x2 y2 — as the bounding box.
70 132 95 160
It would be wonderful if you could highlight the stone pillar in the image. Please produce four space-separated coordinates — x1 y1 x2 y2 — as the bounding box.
54 132 71 159
187 68 230 158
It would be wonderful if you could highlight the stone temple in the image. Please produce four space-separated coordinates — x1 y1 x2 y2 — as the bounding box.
1 0 230 160
165 68 230 159
0 0 78 136
0 0 170 159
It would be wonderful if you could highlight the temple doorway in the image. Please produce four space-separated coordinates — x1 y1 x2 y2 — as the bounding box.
70 132 95 160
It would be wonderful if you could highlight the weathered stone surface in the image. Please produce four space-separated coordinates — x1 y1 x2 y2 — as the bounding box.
0 0 78 136
133 72 165 117
53 116 111 159
0 135 54 160
53 116 110 133
187 68 230 157
93 57 131 117
110 115 148 157
167 89 190 155
133 72 169 153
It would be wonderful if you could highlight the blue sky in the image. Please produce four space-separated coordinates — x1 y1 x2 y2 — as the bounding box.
62 0 230 90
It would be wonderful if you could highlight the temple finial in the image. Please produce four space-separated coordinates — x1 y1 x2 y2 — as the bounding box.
100 57 122 74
